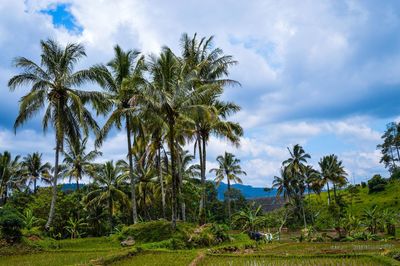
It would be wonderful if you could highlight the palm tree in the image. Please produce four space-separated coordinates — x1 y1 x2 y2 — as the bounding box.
272 167 292 201
0 151 22 204
142 47 216 228
8 39 104 229
177 149 200 221
210 152 246 219
21 152 51 193
63 137 101 191
84 161 130 232
180 33 241 224
319 154 348 205
282 144 310 228
94 45 146 224
303 165 322 197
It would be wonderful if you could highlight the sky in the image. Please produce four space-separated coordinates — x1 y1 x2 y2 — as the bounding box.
1 0 399 187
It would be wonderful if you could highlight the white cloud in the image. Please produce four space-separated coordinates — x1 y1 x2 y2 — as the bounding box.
0 0 394 187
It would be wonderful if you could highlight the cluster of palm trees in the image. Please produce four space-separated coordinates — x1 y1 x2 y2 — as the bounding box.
0 151 51 204
7 33 243 230
273 144 348 228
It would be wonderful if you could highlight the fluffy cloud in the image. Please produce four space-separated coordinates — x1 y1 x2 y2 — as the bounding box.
0 0 395 186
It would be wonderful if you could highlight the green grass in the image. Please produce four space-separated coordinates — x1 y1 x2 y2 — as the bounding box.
310 180 400 215
0 250 115 266
112 250 198 266
198 254 397 266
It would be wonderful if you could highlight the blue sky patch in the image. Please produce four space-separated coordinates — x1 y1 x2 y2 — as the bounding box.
41 3 82 33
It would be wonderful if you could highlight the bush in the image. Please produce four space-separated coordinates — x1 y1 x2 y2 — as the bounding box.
118 221 230 249
0 208 23 243
118 220 193 243
368 174 387 193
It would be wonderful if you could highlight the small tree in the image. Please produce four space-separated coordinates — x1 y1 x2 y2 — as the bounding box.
0 208 23 243
368 174 387 193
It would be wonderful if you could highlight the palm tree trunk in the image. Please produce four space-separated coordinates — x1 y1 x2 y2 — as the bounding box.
177 155 186 222
333 183 337 202
301 198 307 229
227 177 231 220
201 136 207 223
34 179 37 194
45 140 60 229
76 178 80 191
169 122 177 229
326 182 331 205
108 197 113 233
158 148 166 219
198 134 205 225
126 118 138 224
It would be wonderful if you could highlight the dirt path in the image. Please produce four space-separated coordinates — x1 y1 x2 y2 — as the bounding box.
188 252 205 266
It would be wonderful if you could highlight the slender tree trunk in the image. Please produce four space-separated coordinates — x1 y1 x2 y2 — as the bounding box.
198 134 205 225
177 152 186 221
34 179 37 194
301 197 307 229
76 178 80 191
109 197 113 234
227 178 231 220
126 118 138 224
45 140 60 229
201 136 207 221
158 148 166 219
326 182 331 206
333 183 337 202
169 122 177 229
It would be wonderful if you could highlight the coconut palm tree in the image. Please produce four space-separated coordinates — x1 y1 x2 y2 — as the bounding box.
8 39 104 229
0 151 22 204
84 161 130 232
21 152 51 193
319 154 348 205
63 137 101 191
94 45 146 224
210 152 246 219
281 144 311 228
272 167 293 201
180 33 241 224
142 47 217 229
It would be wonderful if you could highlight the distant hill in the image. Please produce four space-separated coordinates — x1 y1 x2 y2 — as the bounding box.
216 183 277 200
61 182 277 201
61 183 80 191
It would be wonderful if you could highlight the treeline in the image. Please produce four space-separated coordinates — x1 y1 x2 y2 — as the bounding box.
2 33 245 234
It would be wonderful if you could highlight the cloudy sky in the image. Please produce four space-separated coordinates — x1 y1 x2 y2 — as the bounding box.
1 0 399 187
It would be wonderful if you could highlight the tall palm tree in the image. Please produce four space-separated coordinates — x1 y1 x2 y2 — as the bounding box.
63 137 101 190
210 152 246 219
143 47 216 228
94 45 146 224
180 33 241 224
22 152 51 193
8 39 103 229
272 167 293 201
303 165 322 197
84 161 129 232
0 151 22 204
319 154 348 205
282 144 310 228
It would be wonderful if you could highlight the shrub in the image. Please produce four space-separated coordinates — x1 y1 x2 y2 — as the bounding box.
118 220 193 243
368 174 387 193
0 207 23 243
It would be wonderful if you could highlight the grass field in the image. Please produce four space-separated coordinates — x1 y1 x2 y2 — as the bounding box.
309 180 400 215
1 234 399 265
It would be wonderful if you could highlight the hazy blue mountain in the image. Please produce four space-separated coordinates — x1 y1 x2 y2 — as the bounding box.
216 183 276 200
